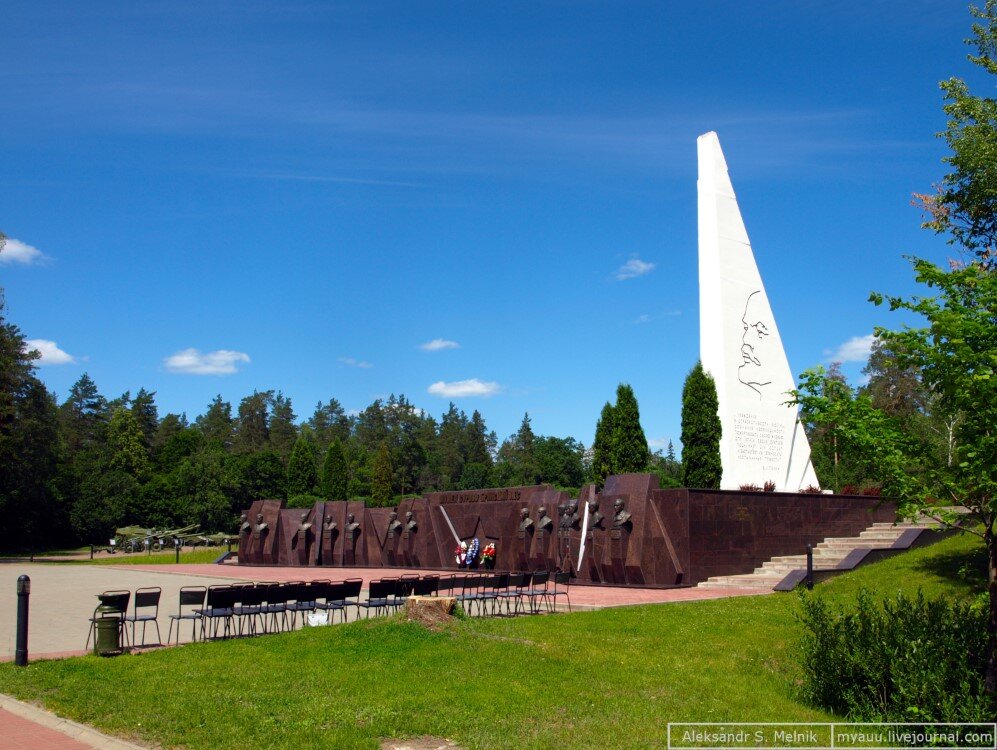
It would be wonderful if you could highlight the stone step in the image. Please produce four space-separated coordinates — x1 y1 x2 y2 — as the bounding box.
695 581 774 591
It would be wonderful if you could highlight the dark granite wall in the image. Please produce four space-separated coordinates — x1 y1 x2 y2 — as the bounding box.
238 478 895 587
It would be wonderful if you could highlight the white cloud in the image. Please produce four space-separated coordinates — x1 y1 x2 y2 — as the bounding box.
419 338 460 351
24 339 75 365
164 348 250 375
633 314 651 325
0 238 48 265
647 437 671 450
427 378 502 398
615 256 655 281
825 334 875 363
338 357 373 369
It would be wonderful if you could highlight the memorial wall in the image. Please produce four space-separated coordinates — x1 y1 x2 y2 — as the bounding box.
238 474 894 586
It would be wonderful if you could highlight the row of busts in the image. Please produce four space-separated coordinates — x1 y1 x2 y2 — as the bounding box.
239 497 633 542
519 498 631 533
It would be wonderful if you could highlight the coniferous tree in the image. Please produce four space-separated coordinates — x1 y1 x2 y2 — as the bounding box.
130 388 158 452
196 395 234 449
681 362 723 488
321 439 349 501
286 431 319 497
233 390 271 454
612 383 649 473
590 401 616 483
370 440 393 506
268 392 298 462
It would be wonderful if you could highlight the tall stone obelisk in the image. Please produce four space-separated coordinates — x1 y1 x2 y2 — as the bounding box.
697 131 819 491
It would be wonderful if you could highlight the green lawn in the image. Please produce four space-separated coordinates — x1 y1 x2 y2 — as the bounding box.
82 548 226 566
0 532 985 750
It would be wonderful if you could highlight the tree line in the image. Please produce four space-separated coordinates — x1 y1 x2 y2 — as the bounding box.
0 297 680 550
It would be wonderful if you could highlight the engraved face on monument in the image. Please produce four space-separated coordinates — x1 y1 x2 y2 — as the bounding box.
738 290 775 399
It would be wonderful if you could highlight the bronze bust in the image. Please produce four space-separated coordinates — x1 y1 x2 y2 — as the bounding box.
239 513 251 536
253 513 268 538
346 513 361 537
537 506 554 533
612 498 632 529
517 507 533 538
387 510 403 535
405 511 417 533
588 499 603 529
324 516 338 533
559 504 573 529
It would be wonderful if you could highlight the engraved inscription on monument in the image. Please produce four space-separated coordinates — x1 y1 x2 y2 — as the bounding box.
732 411 785 476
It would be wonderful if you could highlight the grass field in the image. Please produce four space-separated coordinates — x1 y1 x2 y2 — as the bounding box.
0 532 986 750
82 548 227 566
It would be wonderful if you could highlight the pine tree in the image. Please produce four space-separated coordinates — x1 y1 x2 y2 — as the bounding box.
611 383 649 473
268 391 298 462
681 362 723 488
590 401 616 483
233 390 271 454
370 440 394 506
196 395 233 449
130 388 158 451
321 439 349 501
286 432 319 497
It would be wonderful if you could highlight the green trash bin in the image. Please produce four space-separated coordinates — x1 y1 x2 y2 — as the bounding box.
94 615 123 656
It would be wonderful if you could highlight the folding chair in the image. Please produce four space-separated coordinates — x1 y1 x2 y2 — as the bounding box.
287 582 320 629
497 572 527 616
199 585 236 639
457 575 484 616
233 584 266 636
524 570 550 614
412 575 439 597
123 586 162 646
167 586 205 644
480 572 508 616
356 579 392 618
314 581 346 624
550 571 572 613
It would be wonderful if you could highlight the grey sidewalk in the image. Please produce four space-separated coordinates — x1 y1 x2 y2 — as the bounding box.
0 564 239 659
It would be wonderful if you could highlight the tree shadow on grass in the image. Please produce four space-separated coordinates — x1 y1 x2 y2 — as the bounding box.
912 541 988 596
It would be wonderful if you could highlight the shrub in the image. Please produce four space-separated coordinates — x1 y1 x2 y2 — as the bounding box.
763 480 776 492
797 589 993 721
802 484 823 494
739 483 762 491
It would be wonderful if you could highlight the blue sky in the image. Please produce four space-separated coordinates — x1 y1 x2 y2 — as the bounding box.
0 1 981 452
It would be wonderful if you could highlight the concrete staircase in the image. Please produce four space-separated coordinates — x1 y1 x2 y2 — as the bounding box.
696 519 942 591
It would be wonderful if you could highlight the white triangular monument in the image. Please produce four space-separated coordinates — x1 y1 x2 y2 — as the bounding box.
697 131 819 491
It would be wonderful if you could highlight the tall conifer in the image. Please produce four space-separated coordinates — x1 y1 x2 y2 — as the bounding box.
681 362 723 488
611 384 649 473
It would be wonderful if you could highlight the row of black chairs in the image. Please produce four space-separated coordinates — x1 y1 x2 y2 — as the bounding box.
172 579 365 641
87 570 572 649
362 570 571 619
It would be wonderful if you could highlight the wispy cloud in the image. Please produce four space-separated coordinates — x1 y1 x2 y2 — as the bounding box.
825 334 875 363
165 348 250 375
24 339 75 365
427 378 501 398
615 256 655 281
419 338 460 352
0 238 48 265
648 437 673 450
338 357 373 369
633 314 651 325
